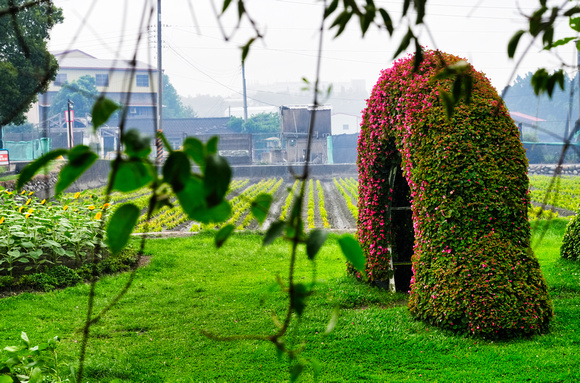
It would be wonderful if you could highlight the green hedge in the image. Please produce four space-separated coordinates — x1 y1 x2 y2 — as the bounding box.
561 212 580 260
357 50 552 337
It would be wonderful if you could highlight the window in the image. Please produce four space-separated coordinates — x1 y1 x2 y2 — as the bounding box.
54 73 67 86
136 74 149 87
95 74 109 87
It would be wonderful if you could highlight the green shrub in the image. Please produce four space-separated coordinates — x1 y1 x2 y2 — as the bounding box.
0 275 14 289
29 273 58 292
47 265 82 287
357 50 552 336
561 212 580 260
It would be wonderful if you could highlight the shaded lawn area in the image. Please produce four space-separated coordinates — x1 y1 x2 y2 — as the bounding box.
0 220 579 382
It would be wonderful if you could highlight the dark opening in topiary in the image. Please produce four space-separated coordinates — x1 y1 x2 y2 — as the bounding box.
356 49 553 337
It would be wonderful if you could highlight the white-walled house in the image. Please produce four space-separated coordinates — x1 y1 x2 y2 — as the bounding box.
331 113 360 135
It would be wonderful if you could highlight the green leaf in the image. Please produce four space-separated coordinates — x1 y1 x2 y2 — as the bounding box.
306 229 328 261
508 30 525 58
123 129 151 159
222 0 233 13
0 376 13 383
412 38 423 72
112 159 154 192
176 177 206 218
92 96 120 131
20 331 30 347
571 17 580 32
106 203 140 255
55 146 98 195
338 235 365 272
215 224 235 248
292 283 308 316
263 221 286 246
325 306 340 334
440 90 455 120
414 0 425 24
183 137 205 168
29 367 43 383
16 149 68 191
324 0 339 19
203 155 232 207
241 38 255 64
251 193 272 225
290 362 305 383
564 6 580 17
379 8 393 35
393 28 413 59
163 151 191 193
331 10 353 37
206 136 219 155
545 36 576 50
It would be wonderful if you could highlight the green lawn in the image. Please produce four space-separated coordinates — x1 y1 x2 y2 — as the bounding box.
1 220 579 382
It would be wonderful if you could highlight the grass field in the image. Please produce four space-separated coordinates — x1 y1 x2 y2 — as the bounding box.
0 219 578 382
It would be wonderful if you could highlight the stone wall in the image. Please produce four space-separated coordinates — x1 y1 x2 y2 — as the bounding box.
528 164 580 176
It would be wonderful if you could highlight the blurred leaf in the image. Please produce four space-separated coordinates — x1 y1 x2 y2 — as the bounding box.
237 0 245 19
564 6 580 17
324 0 339 19
402 0 411 16
163 151 191 193
325 306 340 334
106 203 139 255
251 193 272 225
222 0 233 13
330 10 353 37
204 154 232 207
17 149 68 191
0 376 13 383
123 129 151 159
393 28 413 59
414 0 426 24
379 8 393 35
92 96 120 131
508 30 525 58
290 362 305 383
176 177 206 219
338 235 365 272
264 220 286 246
306 229 328 261
29 367 43 383
571 17 580 32
412 38 423 72
292 283 308 316
241 37 255 64
215 224 235 248
545 36 576 50
20 331 29 347
55 146 98 195
206 136 219 155
440 90 455 120
183 137 205 168
194 200 231 224
112 159 154 192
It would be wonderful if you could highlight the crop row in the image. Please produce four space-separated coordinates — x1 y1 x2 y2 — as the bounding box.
333 178 358 220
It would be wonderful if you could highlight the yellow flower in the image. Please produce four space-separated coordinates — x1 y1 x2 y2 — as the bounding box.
0 217 4 224
74 192 80 199
63 205 69 211
25 214 31 219
20 190 26 195
74 209 78 212
6 191 12 195
28 208 33 214
25 198 31 205
41 199 46 205
88 205 95 210
102 203 111 210
94 212 102 220
28 191 34 196
18 206 24 213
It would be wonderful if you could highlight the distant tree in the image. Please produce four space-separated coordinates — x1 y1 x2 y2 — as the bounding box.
182 94 228 117
163 74 196 118
0 0 63 147
227 113 280 133
50 75 99 118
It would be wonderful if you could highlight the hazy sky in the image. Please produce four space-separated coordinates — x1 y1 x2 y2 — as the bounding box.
48 0 574 101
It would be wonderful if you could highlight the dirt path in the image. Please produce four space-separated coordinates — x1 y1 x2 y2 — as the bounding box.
321 180 357 231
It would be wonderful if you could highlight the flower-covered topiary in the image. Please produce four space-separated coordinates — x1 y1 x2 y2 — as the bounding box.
357 50 553 336
561 211 580 260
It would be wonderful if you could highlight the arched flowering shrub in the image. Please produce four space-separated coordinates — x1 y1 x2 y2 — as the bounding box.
357 50 553 336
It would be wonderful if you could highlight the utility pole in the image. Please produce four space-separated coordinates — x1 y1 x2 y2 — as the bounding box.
67 99 74 149
156 0 163 162
242 61 248 125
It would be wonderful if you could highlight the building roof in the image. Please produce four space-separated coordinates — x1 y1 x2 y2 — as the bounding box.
53 49 155 71
123 117 235 136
